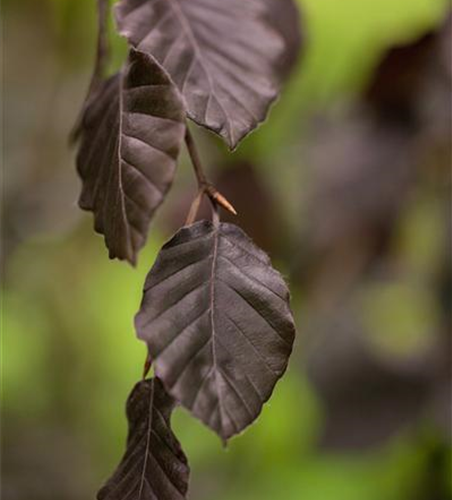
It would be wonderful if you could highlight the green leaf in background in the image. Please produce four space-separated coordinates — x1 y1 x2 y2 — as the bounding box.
3 0 450 498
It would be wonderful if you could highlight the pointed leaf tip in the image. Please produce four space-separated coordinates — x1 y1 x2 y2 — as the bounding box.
75 50 186 263
135 221 296 441
116 0 302 149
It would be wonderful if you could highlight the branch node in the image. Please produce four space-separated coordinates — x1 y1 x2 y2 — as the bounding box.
142 354 152 380
205 185 237 216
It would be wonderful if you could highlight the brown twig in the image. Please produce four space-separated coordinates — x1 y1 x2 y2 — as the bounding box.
93 0 110 90
185 188 204 225
142 354 152 380
185 128 208 188
184 128 237 223
70 0 110 143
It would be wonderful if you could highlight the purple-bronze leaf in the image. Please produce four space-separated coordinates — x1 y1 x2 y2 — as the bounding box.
97 378 190 500
135 221 296 441
115 0 292 149
76 49 186 264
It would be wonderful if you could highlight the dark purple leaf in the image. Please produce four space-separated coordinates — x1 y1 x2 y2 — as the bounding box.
76 49 186 264
97 378 189 500
135 221 296 441
115 0 297 149
363 31 437 125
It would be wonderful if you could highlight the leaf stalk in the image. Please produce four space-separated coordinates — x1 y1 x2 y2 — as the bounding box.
184 128 237 224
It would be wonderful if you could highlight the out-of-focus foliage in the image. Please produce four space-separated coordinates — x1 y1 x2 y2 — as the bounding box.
2 0 450 499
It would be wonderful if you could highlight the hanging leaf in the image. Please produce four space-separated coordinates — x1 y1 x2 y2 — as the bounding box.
97 378 190 500
115 0 292 149
135 221 296 441
75 49 186 264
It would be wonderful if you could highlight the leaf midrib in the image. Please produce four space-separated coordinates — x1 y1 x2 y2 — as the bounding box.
138 380 154 499
208 224 226 435
117 71 134 261
165 0 234 144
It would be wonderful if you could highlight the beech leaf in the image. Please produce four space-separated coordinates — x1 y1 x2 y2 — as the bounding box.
115 0 290 149
135 221 296 441
76 49 186 264
97 378 190 500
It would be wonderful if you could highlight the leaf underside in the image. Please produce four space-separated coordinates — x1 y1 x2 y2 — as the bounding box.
115 0 287 149
135 221 296 441
97 378 189 500
76 49 186 264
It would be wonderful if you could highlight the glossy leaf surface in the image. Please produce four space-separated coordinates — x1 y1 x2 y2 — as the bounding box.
76 49 186 264
115 0 291 149
135 221 296 440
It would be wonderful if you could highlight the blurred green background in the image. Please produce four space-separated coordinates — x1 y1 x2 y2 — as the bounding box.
3 0 451 499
